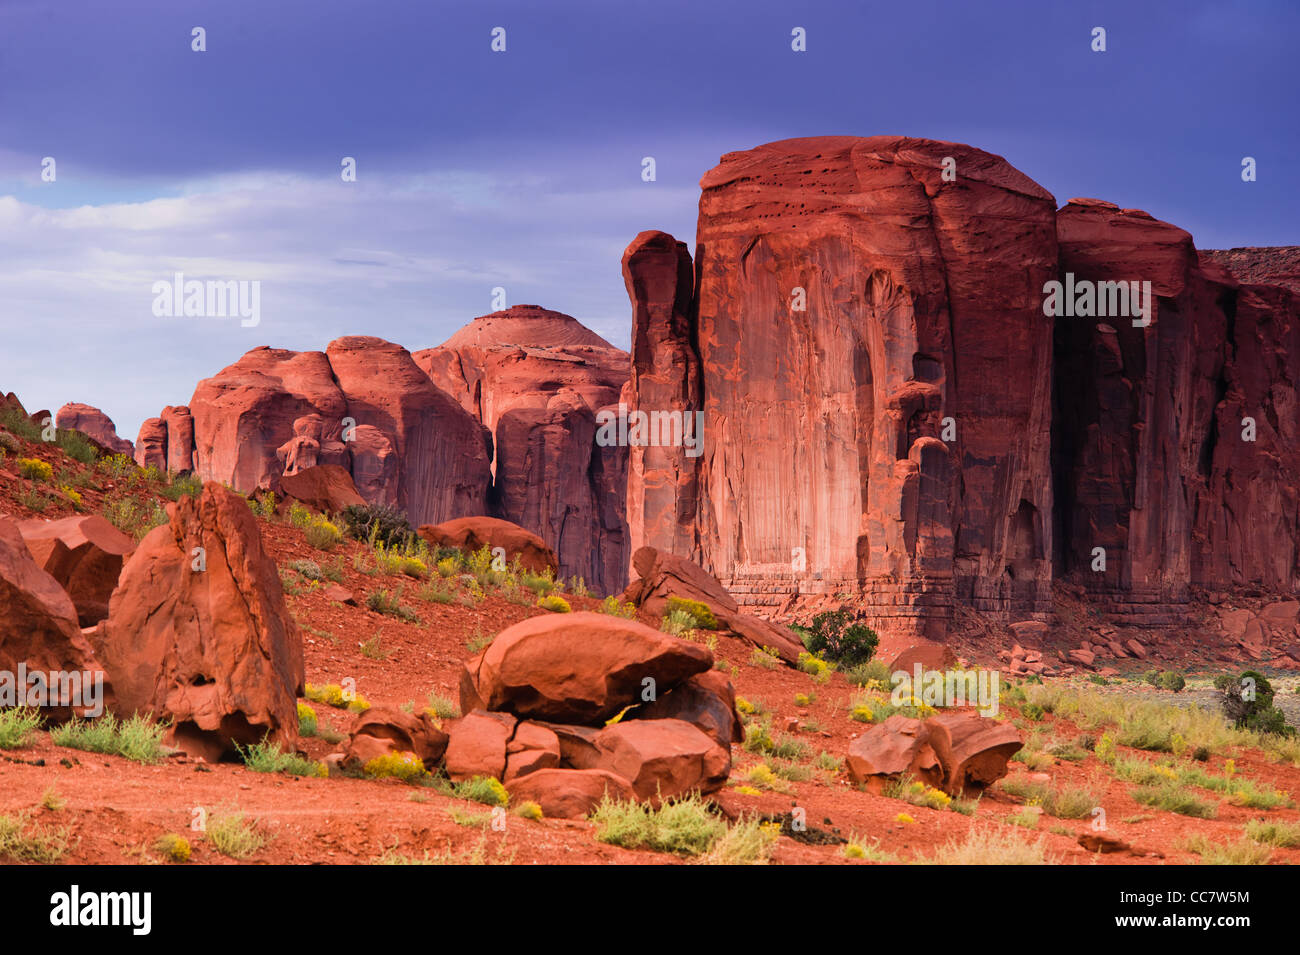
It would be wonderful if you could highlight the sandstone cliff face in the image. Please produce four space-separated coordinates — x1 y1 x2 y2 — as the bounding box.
1053 200 1300 618
414 306 630 595
625 140 1300 636
626 136 1059 637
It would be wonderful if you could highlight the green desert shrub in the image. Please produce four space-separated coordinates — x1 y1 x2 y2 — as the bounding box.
665 596 720 630
0 707 43 748
589 794 726 856
1215 671 1292 736
50 714 167 764
340 502 415 548
798 608 878 667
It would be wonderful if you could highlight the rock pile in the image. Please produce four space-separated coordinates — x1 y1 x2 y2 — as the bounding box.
345 612 740 817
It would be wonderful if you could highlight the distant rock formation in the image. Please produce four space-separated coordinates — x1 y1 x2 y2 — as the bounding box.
140 338 494 528
56 403 133 457
415 305 630 595
624 136 1300 636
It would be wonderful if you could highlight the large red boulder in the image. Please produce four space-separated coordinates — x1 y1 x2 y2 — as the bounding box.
89 483 304 760
925 711 1023 794
630 670 743 748
55 403 133 457
845 715 943 793
443 710 517 782
845 712 1022 796
459 612 712 725
0 519 105 719
277 465 365 515
17 515 136 626
573 719 730 801
417 515 557 575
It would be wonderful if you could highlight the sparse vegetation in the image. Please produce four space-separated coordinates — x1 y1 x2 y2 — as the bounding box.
0 706 43 748
597 595 638 619
589 794 727 856
0 811 72 863
50 714 168 764
205 810 268 859
237 739 326 777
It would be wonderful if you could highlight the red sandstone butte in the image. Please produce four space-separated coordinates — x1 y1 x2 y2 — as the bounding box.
625 136 1059 638
1054 200 1300 623
414 305 630 595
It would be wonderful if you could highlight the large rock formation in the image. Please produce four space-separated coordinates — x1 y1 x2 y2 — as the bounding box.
1053 200 1300 619
625 136 1059 638
414 305 631 595
90 483 304 759
142 339 493 527
56 403 133 457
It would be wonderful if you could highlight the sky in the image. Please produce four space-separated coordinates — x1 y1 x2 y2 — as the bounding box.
1 0 1296 440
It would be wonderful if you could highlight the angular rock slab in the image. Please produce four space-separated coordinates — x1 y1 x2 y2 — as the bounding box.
0 519 105 719
18 514 136 627
575 719 730 802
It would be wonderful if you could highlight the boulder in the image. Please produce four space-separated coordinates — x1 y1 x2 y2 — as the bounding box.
418 515 557 576
16 515 136 626
278 464 366 514
444 710 517 782
341 704 448 771
89 484 304 760
630 670 744 748
623 546 803 662
55 403 133 456
845 715 943 793
0 519 105 719
846 711 1021 796
579 719 730 801
924 711 1023 795
459 612 712 724
505 768 636 819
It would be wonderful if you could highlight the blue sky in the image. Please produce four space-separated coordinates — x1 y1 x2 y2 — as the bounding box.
1 0 1296 439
